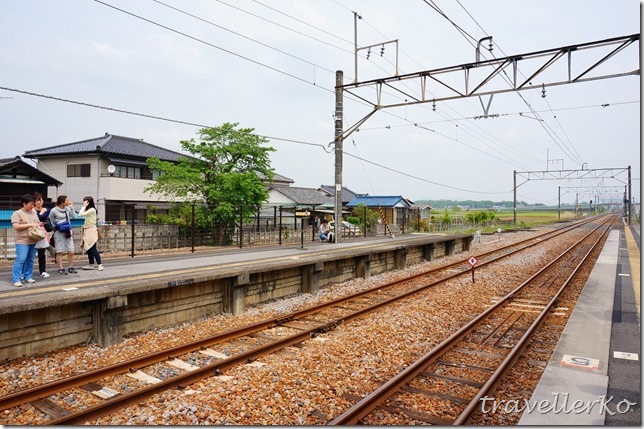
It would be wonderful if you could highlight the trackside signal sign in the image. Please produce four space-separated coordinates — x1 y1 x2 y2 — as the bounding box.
468 256 478 283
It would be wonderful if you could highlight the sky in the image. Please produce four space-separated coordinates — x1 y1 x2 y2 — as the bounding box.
0 0 640 206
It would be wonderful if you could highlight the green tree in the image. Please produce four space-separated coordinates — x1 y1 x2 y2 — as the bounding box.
145 122 275 244
351 203 379 228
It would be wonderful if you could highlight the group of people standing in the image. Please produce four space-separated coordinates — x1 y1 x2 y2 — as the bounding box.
10 194 103 288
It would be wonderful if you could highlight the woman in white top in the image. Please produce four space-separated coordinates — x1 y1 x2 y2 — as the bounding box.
78 196 103 271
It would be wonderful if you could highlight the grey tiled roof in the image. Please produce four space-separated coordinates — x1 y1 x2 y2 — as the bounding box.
318 185 365 203
271 185 334 206
0 156 63 186
257 171 294 185
0 156 22 167
23 133 186 162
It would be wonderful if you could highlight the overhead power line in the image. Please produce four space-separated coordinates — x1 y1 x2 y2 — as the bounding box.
94 0 329 91
1 85 512 197
152 0 337 75
343 151 511 195
214 0 354 53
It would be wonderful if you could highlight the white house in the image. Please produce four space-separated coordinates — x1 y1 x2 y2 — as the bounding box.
23 133 189 223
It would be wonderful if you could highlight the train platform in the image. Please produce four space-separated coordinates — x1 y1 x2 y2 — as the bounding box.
0 232 461 301
0 231 474 359
519 223 640 425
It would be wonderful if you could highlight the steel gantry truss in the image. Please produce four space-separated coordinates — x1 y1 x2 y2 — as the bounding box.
513 166 633 224
337 33 639 138
331 34 640 237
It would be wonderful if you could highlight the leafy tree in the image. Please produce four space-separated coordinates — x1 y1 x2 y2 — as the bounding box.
145 122 275 244
351 203 379 227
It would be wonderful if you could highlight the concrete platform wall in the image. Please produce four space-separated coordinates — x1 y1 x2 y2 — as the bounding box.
0 235 471 361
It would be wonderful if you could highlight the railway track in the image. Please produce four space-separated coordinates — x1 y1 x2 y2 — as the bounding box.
328 215 614 425
0 215 610 425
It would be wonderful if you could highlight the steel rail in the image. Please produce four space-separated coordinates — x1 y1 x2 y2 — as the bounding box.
47 216 607 425
0 217 592 412
327 215 613 425
454 217 613 424
0 217 605 424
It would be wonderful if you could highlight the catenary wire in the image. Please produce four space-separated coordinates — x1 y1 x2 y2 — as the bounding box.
425 0 586 167
452 0 586 166
345 4 544 168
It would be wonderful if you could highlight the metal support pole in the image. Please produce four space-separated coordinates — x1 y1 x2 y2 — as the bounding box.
130 204 135 258
334 70 344 243
191 203 195 253
300 217 305 250
363 205 367 237
256 208 260 232
558 187 561 220
628 165 632 225
278 206 283 246
353 13 358 83
624 186 628 221
311 205 316 242
239 205 243 249
513 170 517 224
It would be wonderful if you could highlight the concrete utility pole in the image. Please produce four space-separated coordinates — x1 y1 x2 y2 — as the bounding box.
334 70 344 243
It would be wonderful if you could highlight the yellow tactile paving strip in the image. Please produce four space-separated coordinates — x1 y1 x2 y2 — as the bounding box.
624 225 640 323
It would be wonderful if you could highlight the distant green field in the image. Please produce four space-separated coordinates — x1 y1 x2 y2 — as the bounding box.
494 210 577 225
432 209 579 231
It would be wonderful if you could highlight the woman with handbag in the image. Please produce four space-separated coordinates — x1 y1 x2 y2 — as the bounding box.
48 195 78 275
10 194 42 287
33 192 53 278
78 196 103 271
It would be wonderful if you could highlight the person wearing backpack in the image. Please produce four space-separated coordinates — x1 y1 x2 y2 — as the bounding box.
48 195 78 275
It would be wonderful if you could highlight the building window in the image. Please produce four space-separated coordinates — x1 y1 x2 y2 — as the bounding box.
114 165 141 179
67 163 91 177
